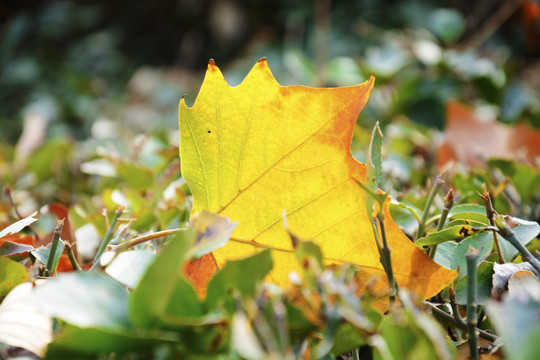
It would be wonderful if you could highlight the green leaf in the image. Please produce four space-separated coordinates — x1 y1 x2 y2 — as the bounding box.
331 322 369 356
31 272 130 331
117 162 154 190
376 297 454 360
445 219 487 228
499 218 540 261
205 249 273 310
31 240 65 275
512 164 540 202
456 261 494 305
26 138 73 181
449 212 489 225
451 232 493 279
433 241 458 269
44 323 178 359
487 295 540 360
129 229 196 328
365 122 384 213
0 257 28 298
0 241 34 261
295 240 324 270
416 225 489 249
426 8 466 44
448 204 486 217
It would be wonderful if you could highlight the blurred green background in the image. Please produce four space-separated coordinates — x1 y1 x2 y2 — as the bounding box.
2 0 540 141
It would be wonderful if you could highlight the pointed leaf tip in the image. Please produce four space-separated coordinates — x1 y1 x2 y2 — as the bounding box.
207 59 217 71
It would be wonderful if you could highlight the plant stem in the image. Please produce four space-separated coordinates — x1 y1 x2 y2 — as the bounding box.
448 286 465 326
109 228 183 253
425 302 497 342
428 188 455 258
495 215 540 272
479 184 505 264
64 241 81 271
44 220 64 277
415 175 444 242
91 207 123 270
466 246 479 360
376 209 398 304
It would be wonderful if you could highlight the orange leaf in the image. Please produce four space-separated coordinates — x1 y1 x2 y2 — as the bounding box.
182 254 218 298
438 101 540 168
179 59 456 300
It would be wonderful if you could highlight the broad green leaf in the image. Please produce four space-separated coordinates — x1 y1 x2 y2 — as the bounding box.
451 232 493 279
0 257 28 298
448 204 486 217
487 295 540 360
129 229 196 328
179 59 456 301
449 212 489 225
205 249 273 310
44 323 178 359
456 261 494 305
31 272 130 331
433 241 458 269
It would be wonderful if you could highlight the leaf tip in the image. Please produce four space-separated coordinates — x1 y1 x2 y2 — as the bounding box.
207 58 218 71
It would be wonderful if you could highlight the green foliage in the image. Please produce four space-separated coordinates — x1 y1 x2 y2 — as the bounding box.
2 1 540 358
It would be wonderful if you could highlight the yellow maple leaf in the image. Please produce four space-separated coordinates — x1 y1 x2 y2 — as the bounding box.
179 59 456 300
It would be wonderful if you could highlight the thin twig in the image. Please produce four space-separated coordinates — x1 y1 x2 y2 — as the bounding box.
109 228 184 253
461 0 527 49
3 186 41 242
91 207 123 270
466 246 479 360
416 175 444 242
376 210 398 304
425 302 497 342
429 188 455 258
479 184 505 264
64 241 81 271
448 286 465 326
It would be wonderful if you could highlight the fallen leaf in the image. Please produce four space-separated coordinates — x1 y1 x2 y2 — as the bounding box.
437 101 540 168
179 59 456 300
491 262 540 301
